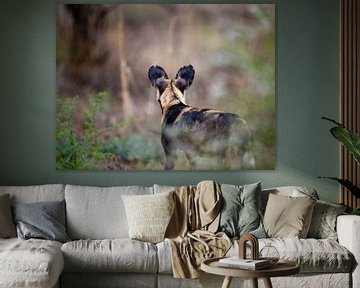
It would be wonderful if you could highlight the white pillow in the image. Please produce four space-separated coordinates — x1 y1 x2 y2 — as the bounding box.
122 191 175 243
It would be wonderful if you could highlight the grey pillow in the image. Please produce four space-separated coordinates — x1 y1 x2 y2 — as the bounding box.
218 182 266 238
0 194 16 238
12 200 70 243
307 200 347 240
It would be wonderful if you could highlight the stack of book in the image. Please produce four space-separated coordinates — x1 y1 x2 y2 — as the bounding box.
218 257 271 270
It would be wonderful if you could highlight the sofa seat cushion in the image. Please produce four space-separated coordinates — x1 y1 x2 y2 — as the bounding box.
157 238 354 274
156 240 173 274
0 238 64 288
227 238 354 273
61 239 158 273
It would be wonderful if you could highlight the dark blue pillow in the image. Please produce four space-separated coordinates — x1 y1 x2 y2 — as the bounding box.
12 200 70 243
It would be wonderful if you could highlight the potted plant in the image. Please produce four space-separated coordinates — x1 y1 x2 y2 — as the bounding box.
320 117 360 215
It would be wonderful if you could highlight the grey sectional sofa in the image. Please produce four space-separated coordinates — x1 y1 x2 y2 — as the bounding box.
0 184 359 288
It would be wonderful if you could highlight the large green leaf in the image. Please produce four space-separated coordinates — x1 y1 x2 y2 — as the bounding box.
323 117 360 165
318 177 360 198
330 127 360 165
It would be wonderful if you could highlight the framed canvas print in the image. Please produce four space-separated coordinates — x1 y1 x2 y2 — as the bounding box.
56 4 275 170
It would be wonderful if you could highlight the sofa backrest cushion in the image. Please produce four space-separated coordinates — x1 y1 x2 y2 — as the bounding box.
153 184 176 194
0 185 65 204
65 185 153 239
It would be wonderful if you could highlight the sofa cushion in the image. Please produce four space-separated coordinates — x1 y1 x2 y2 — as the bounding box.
65 185 153 239
0 184 65 204
218 182 266 238
12 200 70 243
156 240 173 274
0 238 64 288
307 200 347 240
0 194 16 238
153 184 176 194
122 191 175 243
260 238 354 273
61 239 158 273
263 193 316 238
157 237 353 274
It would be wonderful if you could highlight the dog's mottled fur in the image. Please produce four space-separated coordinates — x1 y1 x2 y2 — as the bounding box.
148 65 254 170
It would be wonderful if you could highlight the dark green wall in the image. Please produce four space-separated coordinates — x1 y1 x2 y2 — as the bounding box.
0 0 340 202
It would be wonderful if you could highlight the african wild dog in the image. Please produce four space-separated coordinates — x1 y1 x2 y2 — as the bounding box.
148 65 254 170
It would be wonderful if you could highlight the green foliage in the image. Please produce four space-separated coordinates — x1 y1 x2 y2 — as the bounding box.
107 134 163 169
56 93 118 170
323 117 360 165
56 92 164 170
351 207 360 215
319 177 360 199
320 117 360 199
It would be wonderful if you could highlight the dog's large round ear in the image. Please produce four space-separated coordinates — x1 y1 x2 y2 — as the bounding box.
148 65 168 87
175 65 195 93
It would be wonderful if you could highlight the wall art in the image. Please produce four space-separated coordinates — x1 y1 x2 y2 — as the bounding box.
56 4 275 170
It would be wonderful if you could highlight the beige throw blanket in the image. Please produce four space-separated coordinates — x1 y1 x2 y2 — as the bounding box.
165 181 231 278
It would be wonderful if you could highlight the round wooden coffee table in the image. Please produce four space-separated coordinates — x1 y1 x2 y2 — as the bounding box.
201 257 300 288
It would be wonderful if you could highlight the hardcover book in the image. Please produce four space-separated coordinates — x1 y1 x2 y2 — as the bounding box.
218 257 271 270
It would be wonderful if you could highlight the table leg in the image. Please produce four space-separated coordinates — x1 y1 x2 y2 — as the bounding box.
222 276 233 288
251 278 258 288
263 277 273 288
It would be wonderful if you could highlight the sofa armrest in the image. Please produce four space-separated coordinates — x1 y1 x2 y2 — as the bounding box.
337 215 360 288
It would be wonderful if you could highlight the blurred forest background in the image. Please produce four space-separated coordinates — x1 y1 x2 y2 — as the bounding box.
56 4 275 170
